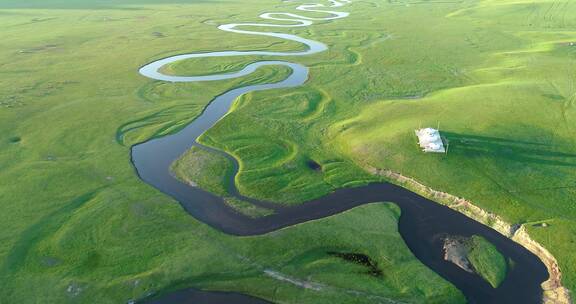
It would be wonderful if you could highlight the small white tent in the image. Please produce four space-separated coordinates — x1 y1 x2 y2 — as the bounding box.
415 128 445 153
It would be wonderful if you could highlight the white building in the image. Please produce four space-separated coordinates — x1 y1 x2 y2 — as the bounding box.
415 128 446 153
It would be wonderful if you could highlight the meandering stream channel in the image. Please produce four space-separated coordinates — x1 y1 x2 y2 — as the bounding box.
133 1 548 303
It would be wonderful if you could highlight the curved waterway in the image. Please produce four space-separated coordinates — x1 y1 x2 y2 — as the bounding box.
133 1 548 303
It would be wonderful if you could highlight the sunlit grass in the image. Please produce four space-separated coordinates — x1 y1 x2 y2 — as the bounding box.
3 0 576 302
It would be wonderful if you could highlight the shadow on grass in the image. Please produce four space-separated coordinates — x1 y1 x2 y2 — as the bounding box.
442 131 576 167
0 189 101 276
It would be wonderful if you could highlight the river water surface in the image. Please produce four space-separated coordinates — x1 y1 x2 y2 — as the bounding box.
134 1 548 303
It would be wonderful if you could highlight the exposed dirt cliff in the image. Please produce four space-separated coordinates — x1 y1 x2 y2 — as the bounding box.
367 167 571 304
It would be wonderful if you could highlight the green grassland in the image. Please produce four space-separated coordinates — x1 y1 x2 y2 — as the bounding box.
330 0 576 290
2 192 466 303
0 0 468 303
2 0 576 303
466 236 507 288
178 0 576 292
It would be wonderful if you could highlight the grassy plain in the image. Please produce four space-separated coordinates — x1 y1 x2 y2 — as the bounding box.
2 0 576 303
0 0 467 303
181 0 576 293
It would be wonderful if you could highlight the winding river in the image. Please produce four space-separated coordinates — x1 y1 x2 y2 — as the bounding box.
133 1 548 303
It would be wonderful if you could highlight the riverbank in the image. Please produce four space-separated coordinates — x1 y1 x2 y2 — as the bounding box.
367 166 571 304
131 0 560 301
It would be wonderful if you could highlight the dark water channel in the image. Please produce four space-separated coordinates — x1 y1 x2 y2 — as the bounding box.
133 62 548 304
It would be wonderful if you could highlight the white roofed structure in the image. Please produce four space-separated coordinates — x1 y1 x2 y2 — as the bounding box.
415 128 446 153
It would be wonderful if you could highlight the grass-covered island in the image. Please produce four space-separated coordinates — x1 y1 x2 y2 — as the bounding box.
444 235 508 288
467 236 508 288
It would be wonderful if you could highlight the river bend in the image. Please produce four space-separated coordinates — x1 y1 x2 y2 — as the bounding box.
133 1 548 303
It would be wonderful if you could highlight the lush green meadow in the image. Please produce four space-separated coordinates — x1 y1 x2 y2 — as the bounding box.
2 0 576 302
188 0 576 293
